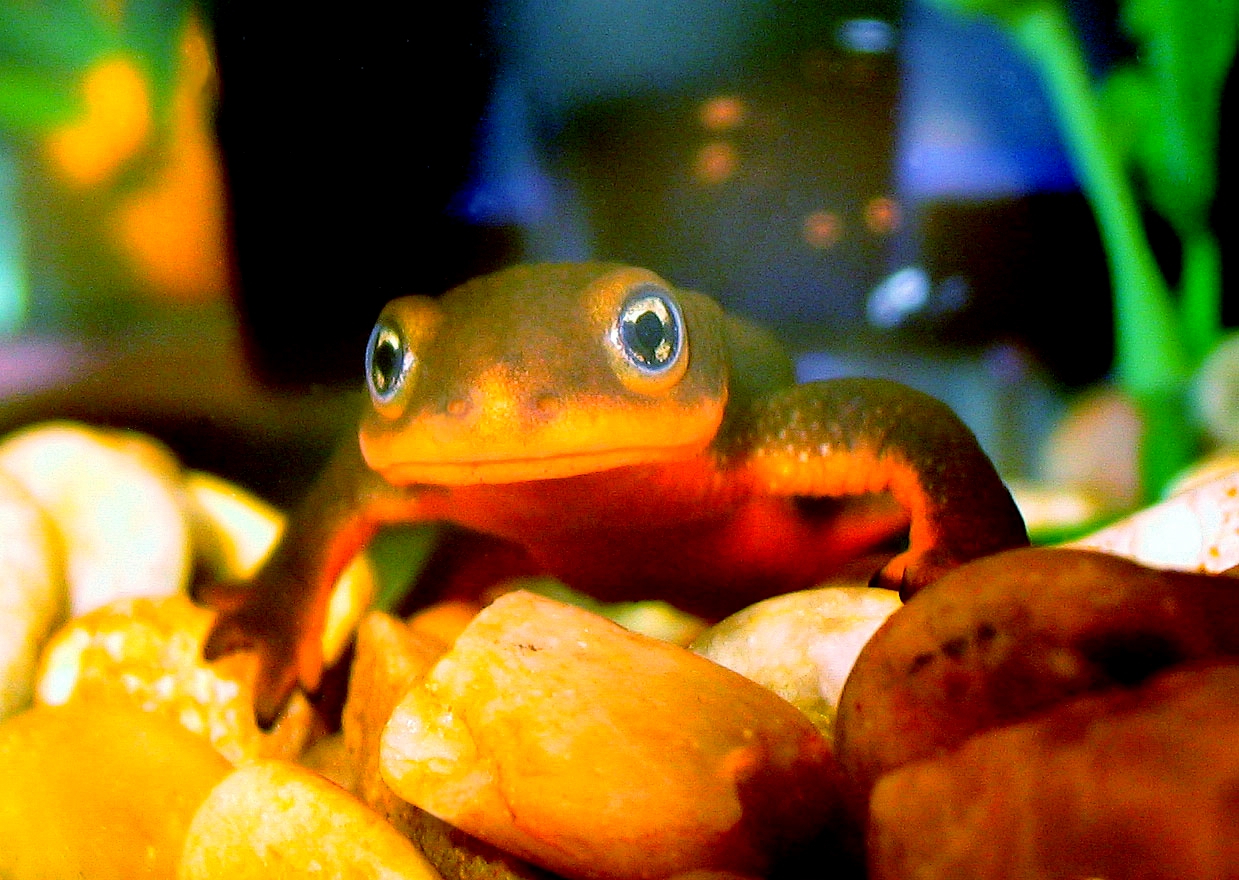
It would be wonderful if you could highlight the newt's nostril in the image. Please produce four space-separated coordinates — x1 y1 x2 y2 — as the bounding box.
534 393 560 416
446 398 471 417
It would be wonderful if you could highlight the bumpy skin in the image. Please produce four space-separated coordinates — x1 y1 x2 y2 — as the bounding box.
201 263 1027 726
835 547 1239 806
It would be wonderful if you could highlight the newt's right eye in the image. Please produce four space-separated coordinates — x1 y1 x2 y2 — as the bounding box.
366 319 414 406
608 284 690 396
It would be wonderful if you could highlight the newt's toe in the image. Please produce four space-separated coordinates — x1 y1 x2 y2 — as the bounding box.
201 611 255 661
252 653 304 730
871 548 960 601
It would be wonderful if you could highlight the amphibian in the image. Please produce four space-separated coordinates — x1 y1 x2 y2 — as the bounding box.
202 263 1028 724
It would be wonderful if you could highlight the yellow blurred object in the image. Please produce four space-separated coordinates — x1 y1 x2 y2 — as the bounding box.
177 760 444 880
186 470 378 668
509 577 709 645
44 53 152 188
298 731 355 790
0 472 67 720
0 701 231 880
186 470 283 582
28 15 229 303
35 594 319 764
114 19 229 299
0 421 192 616
1008 479 1108 539
1192 330 1239 448
604 598 707 645
406 599 482 646
1038 385 1143 514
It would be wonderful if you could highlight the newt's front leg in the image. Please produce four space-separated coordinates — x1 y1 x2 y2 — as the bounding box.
738 377 1029 596
199 436 423 727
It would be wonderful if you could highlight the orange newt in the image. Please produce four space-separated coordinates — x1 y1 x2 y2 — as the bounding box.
202 263 1028 725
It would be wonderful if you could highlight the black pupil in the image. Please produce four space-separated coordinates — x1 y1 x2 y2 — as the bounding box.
624 307 673 366
371 333 401 393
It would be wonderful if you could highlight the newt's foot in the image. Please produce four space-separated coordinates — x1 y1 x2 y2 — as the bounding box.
199 582 322 729
870 549 959 601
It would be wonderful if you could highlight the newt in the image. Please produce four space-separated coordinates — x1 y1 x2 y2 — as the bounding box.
202 263 1028 725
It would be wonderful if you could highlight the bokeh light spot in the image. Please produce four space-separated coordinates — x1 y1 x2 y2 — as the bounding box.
699 95 746 132
693 141 739 185
45 55 152 188
801 210 843 249
863 196 901 235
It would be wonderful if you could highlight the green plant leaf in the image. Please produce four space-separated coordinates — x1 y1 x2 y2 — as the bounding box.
0 0 112 72
0 67 83 132
1096 66 1153 170
1117 0 1238 233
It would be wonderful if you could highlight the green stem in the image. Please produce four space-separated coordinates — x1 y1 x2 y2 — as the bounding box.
1138 388 1197 500
1006 2 1191 397
1179 228 1222 362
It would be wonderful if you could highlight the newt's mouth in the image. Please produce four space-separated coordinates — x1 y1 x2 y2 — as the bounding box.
373 444 707 486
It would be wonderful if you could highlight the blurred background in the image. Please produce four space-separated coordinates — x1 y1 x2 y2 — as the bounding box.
0 0 1231 506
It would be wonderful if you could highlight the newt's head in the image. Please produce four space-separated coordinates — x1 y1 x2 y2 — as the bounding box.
359 263 730 485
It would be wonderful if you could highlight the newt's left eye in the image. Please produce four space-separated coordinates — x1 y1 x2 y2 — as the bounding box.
366 319 414 406
610 286 689 394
